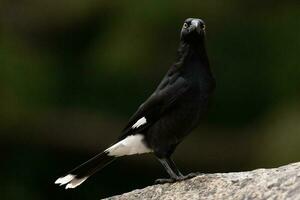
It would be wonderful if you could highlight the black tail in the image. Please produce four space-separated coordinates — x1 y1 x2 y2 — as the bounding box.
55 151 116 189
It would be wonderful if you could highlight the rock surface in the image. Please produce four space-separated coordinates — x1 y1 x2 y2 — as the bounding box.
103 162 300 200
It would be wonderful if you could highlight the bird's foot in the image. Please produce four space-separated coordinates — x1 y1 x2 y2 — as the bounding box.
183 172 202 179
155 178 177 184
155 172 202 184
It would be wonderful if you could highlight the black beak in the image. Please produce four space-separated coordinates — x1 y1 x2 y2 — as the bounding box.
190 19 205 34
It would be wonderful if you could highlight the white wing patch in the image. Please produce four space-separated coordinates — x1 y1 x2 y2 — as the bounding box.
105 134 152 157
55 174 88 189
132 117 147 129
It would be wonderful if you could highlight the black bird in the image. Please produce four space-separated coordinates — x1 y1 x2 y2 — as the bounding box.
55 18 215 189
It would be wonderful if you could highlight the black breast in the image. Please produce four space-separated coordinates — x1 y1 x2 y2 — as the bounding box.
145 87 210 158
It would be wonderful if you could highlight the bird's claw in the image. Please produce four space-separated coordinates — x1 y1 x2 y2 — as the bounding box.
155 178 177 184
155 172 202 184
184 172 202 178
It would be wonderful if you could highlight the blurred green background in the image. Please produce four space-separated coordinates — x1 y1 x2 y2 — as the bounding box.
1 0 300 199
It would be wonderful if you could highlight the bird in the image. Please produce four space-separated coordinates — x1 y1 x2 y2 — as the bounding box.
55 18 215 189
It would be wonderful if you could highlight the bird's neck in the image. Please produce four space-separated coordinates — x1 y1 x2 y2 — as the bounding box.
173 40 209 73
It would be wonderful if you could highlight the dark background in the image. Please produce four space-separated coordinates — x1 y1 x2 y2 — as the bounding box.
1 0 300 199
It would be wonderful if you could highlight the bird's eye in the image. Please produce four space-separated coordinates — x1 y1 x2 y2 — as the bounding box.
183 23 188 29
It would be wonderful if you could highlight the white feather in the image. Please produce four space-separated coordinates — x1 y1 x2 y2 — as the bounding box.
55 174 88 189
55 174 75 185
106 134 152 157
132 117 147 129
65 177 88 189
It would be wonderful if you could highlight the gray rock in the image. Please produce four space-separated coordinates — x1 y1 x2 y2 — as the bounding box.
103 162 300 200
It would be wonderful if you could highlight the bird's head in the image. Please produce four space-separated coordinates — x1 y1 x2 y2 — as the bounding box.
180 18 206 43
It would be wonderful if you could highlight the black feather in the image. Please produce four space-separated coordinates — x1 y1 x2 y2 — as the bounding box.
55 18 215 188
67 151 116 179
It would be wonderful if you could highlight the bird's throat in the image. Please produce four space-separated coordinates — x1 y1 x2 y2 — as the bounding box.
173 40 209 72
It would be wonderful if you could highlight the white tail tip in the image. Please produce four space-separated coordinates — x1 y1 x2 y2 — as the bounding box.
55 174 88 189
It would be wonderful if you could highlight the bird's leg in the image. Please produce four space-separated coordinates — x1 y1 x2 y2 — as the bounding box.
164 157 183 177
155 157 180 184
155 157 200 184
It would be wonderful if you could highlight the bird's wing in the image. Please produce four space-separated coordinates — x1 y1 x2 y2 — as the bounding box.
119 76 190 139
